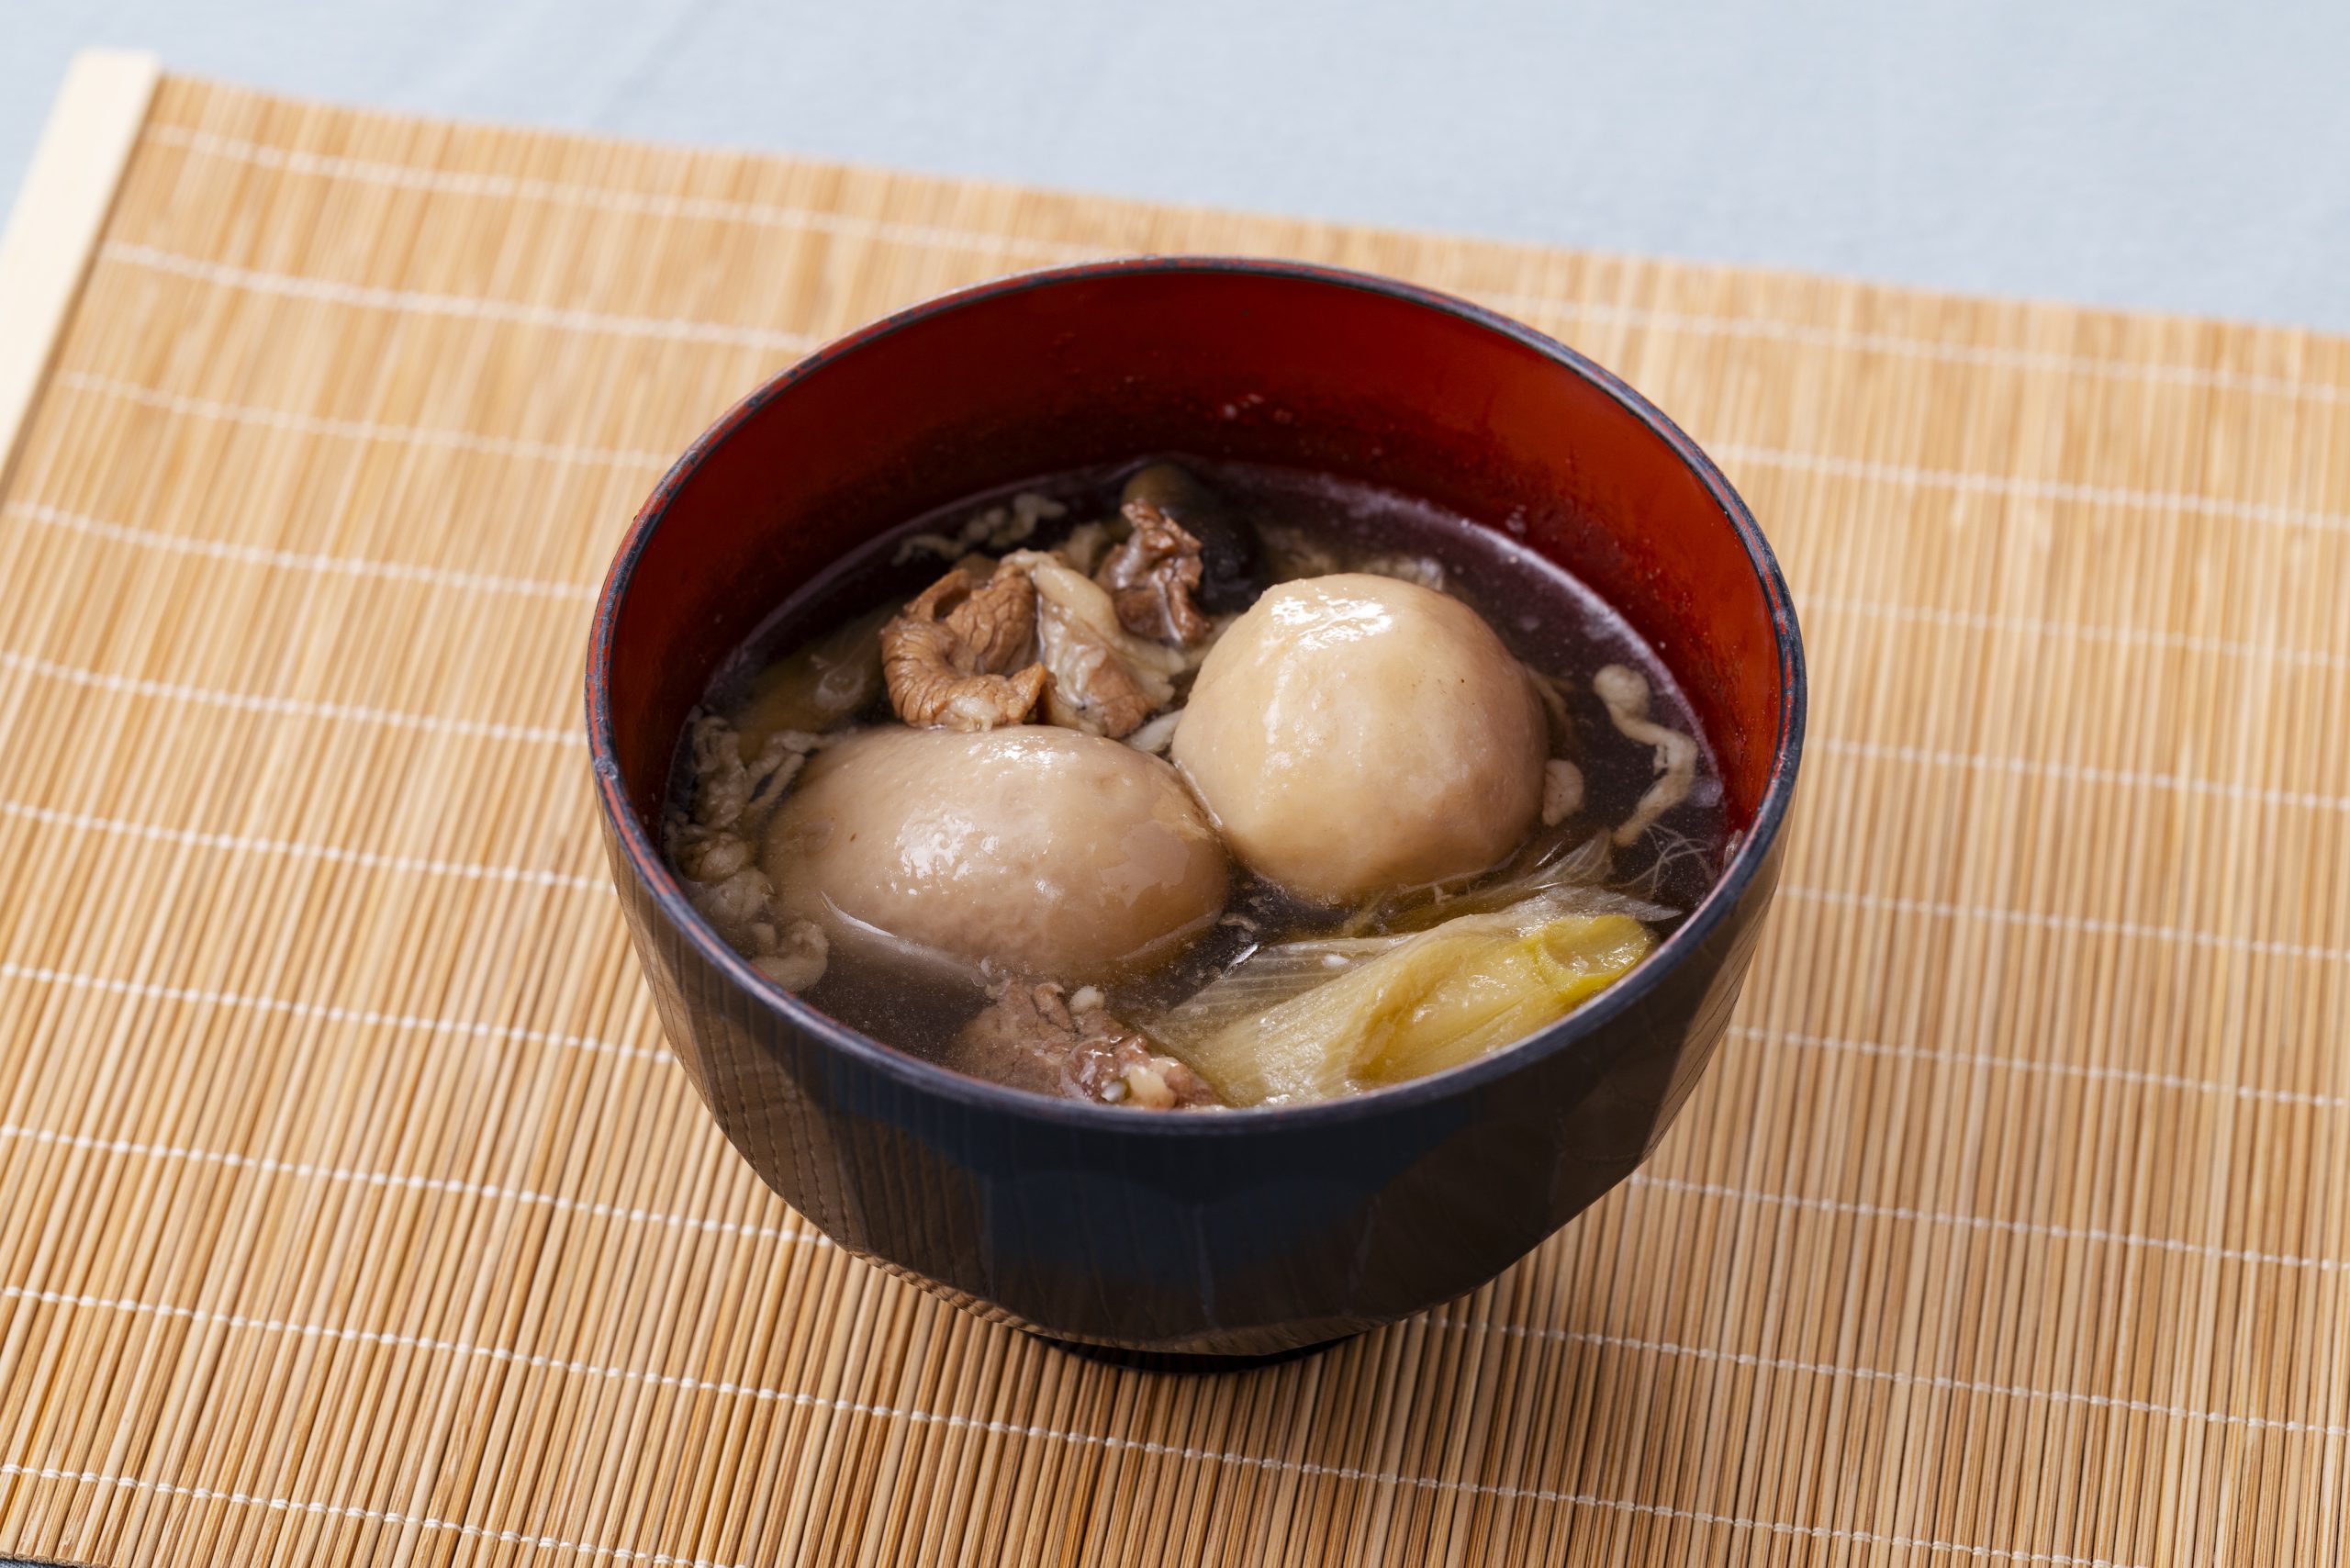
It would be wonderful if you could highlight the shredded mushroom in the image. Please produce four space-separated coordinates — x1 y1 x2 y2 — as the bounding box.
1593 663 1697 846
752 920 831 990
1541 758 1585 826
1357 553 1447 591
880 567 1051 731
666 711 832 991
1100 500 1213 646
1001 550 1184 738
892 491 1066 565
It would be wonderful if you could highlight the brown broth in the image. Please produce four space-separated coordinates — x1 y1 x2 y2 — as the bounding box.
668 458 1728 1081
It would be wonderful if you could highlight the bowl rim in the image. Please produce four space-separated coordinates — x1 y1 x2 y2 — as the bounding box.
586 254 1807 1135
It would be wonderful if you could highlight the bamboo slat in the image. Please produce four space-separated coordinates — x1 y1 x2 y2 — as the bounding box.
0 69 2344 1567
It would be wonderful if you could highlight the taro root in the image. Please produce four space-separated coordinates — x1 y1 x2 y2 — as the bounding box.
880 566 1050 731
950 980 1220 1108
1172 574 1548 904
1119 463 1266 612
763 724 1228 980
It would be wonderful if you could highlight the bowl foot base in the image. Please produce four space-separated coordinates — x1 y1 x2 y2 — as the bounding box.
1026 1331 1359 1374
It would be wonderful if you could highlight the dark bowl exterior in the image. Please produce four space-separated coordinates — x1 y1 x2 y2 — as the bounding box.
588 258 1805 1359
601 814 1784 1355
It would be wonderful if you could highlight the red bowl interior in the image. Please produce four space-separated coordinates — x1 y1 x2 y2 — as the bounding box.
599 260 1797 845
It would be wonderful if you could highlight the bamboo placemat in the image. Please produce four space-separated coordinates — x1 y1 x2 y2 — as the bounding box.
0 62 2344 1568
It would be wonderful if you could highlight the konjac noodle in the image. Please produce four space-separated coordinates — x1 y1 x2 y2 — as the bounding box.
664 460 1727 1110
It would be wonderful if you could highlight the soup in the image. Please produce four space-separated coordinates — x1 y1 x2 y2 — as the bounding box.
663 459 1727 1109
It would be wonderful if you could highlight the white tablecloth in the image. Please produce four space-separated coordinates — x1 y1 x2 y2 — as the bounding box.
8 0 2346 334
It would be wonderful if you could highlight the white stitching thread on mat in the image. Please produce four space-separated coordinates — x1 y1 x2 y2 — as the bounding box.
20 469 2336 852
4 953 2342 1274
96 234 2350 423
34 742 2306 891
0 800 601 891
1715 442 2350 535
4 594 2340 812
7 764 2265 916
16 470 2350 688
0 1122 811 1249
2 967 2332 1263
0 775 2266 1100
10 1113 2337 1440
0 1298 2151 1567
21 114 2303 1568
99 243 819 354
4 502 598 601
0 650 579 745
1732 1024 2350 1113
1627 1172 2344 1273
0 1459 2143 1568
1811 738 2350 814
1480 290 2350 407
140 119 2346 414
0 961 661 1065
52 370 677 469
3 648 2340 961
1812 595 2350 674
0 1461 745 1568
146 123 1104 265
51 367 2350 553
1425 1316 2349 1439
1777 886 2350 966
